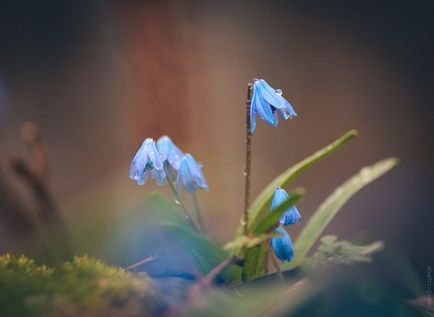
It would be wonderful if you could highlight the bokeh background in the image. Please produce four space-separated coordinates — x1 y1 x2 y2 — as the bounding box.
0 0 432 288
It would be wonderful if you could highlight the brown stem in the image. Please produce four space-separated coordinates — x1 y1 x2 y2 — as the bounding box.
265 243 282 278
242 79 256 236
190 256 243 298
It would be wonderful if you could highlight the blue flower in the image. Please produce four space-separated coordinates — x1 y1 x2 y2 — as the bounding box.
271 187 301 226
129 138 166 186
271 226 294 262
250 79 297 133
176 154 208 193
157 136 184 170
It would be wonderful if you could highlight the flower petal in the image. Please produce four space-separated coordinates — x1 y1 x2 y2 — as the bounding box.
256 79 287 110
185 154 208 190
144 138 163 170
151 168 167 186
271 226 294 262
254 82 277 126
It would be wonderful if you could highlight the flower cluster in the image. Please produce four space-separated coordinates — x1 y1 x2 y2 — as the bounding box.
250 79 297 133
270 187 301 262
129 136 208 193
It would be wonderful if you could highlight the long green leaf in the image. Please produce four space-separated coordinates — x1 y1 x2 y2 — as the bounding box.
283 157 398 270
241 129 358 235
161 223 242 282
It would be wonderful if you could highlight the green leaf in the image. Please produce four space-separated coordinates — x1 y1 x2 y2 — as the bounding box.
238 130 358 236
146 192 193 231
161 223 242 282
242 246 268 281
224 233 278 251
254 190 304 234
283 157 398 271
302 235 384 270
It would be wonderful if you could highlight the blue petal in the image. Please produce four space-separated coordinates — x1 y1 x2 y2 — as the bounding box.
256 79 287 110
253 82 278 126
280 99 297 120
177 156 196 192
271 187 301 226
151 168 167 186
156 136 171 162
250 96 257 133
143 138 163 170
176 154 208 193
157 136 184 170
129 140 148 184
136 169 150 186
185 154 208 190
271 226 294 262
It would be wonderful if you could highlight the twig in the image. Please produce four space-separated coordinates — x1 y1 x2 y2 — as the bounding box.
242 79 256 236
125 255 158 271
265 243 282 278
189 256 243 297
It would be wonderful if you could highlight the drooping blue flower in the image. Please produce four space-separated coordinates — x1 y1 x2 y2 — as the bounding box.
250 79 297 133
129 138 166 186
176 154 208 193
271 226 294 262
157 136 184 170
271 187 301 226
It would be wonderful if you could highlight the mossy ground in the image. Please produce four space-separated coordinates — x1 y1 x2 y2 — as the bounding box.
0 254 167 317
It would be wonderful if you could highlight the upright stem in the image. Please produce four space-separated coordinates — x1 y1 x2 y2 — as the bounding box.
192 191 206 234
242 80 255 236
164 166 198 231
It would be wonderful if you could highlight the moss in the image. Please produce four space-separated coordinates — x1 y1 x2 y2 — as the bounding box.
0 254 166 317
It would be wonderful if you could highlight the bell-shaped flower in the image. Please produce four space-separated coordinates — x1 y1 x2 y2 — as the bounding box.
271 187 301 226
250 79 297 133
157 135 184 170
176 154 208 193
129 138 166 186
271 226 295 262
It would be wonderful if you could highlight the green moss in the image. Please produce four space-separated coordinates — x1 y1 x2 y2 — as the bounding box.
0 254 165 317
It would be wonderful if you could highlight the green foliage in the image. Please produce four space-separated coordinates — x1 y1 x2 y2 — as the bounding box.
161 223 242 282
237 129 357 238
283 157 398 271
303 235 384 270
237 131 358 280
241 246 268 281
224 233 278 251
235 190 301 281
146 194 241 282
0 254 163 317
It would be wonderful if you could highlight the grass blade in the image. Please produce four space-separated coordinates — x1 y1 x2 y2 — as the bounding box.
243 130 358 234
283 157 398 270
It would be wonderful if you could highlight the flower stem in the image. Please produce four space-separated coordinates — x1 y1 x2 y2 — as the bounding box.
242 79 255 236
265 243 282 278
164 166 198 231
192 191 206 234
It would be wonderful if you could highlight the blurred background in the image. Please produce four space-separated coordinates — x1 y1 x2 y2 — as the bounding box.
0 0 432 290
